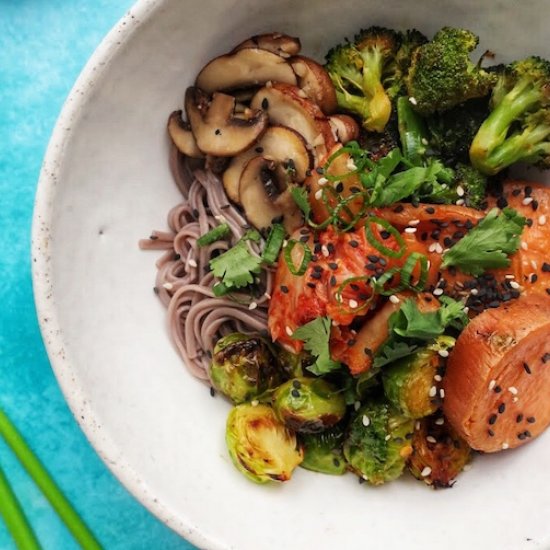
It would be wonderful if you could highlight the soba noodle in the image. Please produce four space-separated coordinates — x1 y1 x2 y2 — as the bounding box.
139 147 272 380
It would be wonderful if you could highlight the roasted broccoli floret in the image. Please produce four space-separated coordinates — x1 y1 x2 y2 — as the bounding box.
427 98 490 164
325 27 399 132
470 56 550 174
406 27 496 115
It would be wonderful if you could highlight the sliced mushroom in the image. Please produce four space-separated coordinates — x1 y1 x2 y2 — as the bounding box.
223 125 311 203
167 110 205 158
196 48 297 94
290 56 338 114
239 157 303 233
185 87 268 157
250 83 336 162
232 33 301 58
329 114 360 144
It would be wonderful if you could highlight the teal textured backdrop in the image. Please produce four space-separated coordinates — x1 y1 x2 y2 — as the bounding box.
0 1 195 548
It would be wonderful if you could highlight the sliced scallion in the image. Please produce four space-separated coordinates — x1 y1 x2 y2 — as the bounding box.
284 240 312 276
197 223 231 247
364 216 406 258
261 224 285 265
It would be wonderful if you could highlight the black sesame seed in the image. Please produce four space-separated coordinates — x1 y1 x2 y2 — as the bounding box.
532 200 540 211
531 274 538 283
306 282 316 289
335 182 344 193
255 146 264 153
525 186 533 196
488 414 497 425
488 300 501 308
310 271 322 280
494 385 502 393
512 188 522 196
498 403 506 414
153 286 159 294
366 263 377 271
547 288 550 295
367 255 379 263
542 353 550 363
420 232 428 241
425 206 436 214
378 257 387 266
380 230 391 240
327 243 335 253
261 98 269 109
192 208 200 219
526 218 533 227
280 285 289 294
496 196 508 209
524 430 532 437
542 262 550 272
393 204 405 213
347 339 357 347
522 362 532 374
527 416 536 423
349 240 359 248
214 129 221 135
333 458 340 467
330 275 337 286
210 387 216 397
291 389 300 398
328 262 338 270
316 167 324 175
488 429 495 437
292 380 302 389
518 432 527 440
364 347 373 357
306 169 312 177
350 283 360 291
516 414 524 423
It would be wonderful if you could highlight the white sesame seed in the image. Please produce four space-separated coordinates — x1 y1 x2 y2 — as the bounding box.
438 349 449 358
434 374 442 382
162 282 173 290
282 239 288 248
427 436 437 443
456 185 465 197
321 245 329 257
539 214 547 225
285 326 293 336
404 227 417 234
188 258 198 268
502 442 509 450
456 199 465 206
408 219 420 226
409 96 418 105
435 417 445 425
505 274 515 279
510 281 520 289
433 288 444 296
315 189 323 200
421 138 429 146
463 306 469 314
421 466 432 477
530 260 538 271
318 177 329 186
434 242 443 254
415 421 421 431
354 401 361 411
513 396 519 403
522 197 534 206
521 242 528 251
470 288 479 295
251 400 259 406
389 295 400 304
463 464 472 472
508 386 518 395
429 386 437 397
362 474 369 481
440 388 445 398
362 415 370 427
489 380 496 391
248 301 258 310
385 434 391 441
349 299 359 309
214 214 226 223
428 242 438 253
266 80 273 88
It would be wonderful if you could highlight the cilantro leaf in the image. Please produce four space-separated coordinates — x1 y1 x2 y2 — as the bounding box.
209 239 261 289
290 186 311 221
292 317 341 375
441 207 526 276
373 341 419 369
389 296 468 340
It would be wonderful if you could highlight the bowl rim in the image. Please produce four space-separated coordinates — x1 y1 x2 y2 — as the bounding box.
30 1 216 547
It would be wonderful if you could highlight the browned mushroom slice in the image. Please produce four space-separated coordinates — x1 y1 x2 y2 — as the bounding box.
185 87 268 157
223 125 311 203
329 114 360 144
196 48 297 94
250 83 336 162
290 56 338 114
232 33 301 58
167 110 205 158
239 157 303 233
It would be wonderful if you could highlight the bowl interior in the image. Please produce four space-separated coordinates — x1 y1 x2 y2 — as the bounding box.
33 0 550 548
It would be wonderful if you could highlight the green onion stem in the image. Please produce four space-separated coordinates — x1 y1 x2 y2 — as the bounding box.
0 464 41 550
0 409 102 550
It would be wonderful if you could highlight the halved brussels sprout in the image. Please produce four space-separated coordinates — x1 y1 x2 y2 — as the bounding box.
210 333 282 404
275 347 306 378
407 415 471 488
300 424 347 475
382 336 455 419
343 400 414 485
226 403 303 483
272 377 347 433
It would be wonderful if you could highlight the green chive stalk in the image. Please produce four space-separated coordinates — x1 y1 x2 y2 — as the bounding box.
0 464 41 550
0 409 102 550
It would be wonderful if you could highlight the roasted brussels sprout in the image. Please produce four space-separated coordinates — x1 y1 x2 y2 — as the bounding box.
407 415 471 488
210 333 282 403
382 336 455 419
343 400 414 485
300 424 347 475
226 403 303 483
275 347 305 378
272 377 347 433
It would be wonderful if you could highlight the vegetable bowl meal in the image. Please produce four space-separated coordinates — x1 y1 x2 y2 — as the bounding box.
140 26 550 489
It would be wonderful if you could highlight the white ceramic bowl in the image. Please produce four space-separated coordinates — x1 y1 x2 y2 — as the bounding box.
33 1 550 548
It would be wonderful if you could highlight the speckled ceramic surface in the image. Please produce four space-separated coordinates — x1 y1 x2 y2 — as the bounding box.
33 1 550 549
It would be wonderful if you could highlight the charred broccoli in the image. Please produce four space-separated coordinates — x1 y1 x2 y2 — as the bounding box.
325 27 399 132
406 27 496 115
470 56 550 174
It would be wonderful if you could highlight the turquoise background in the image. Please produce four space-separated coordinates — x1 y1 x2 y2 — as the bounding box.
0 2 195 548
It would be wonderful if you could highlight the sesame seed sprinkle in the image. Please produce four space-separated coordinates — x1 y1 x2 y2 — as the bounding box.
539 215 547 225
421 466 432 477
456 185 465 197
362 415 370 427
522 197 534 206
440 388 445 398
488 380 496 391
427 436 437 444
318 177 328 186
285 326 293 336
508 386 518 395
349 299 359 309
429 386 437 397
409 219 420 226
502 442 509 450
188 258 198 268
409 97 418 105
435 417 445 425
404 227 417 234
434 374 443 382
354 401 361 411
162 282 173 290
438 349 449 358
315 189 323 200
251 400 259 406
389 295 400 304
433 288 444 296
248 301 258 310
385 434 391 441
